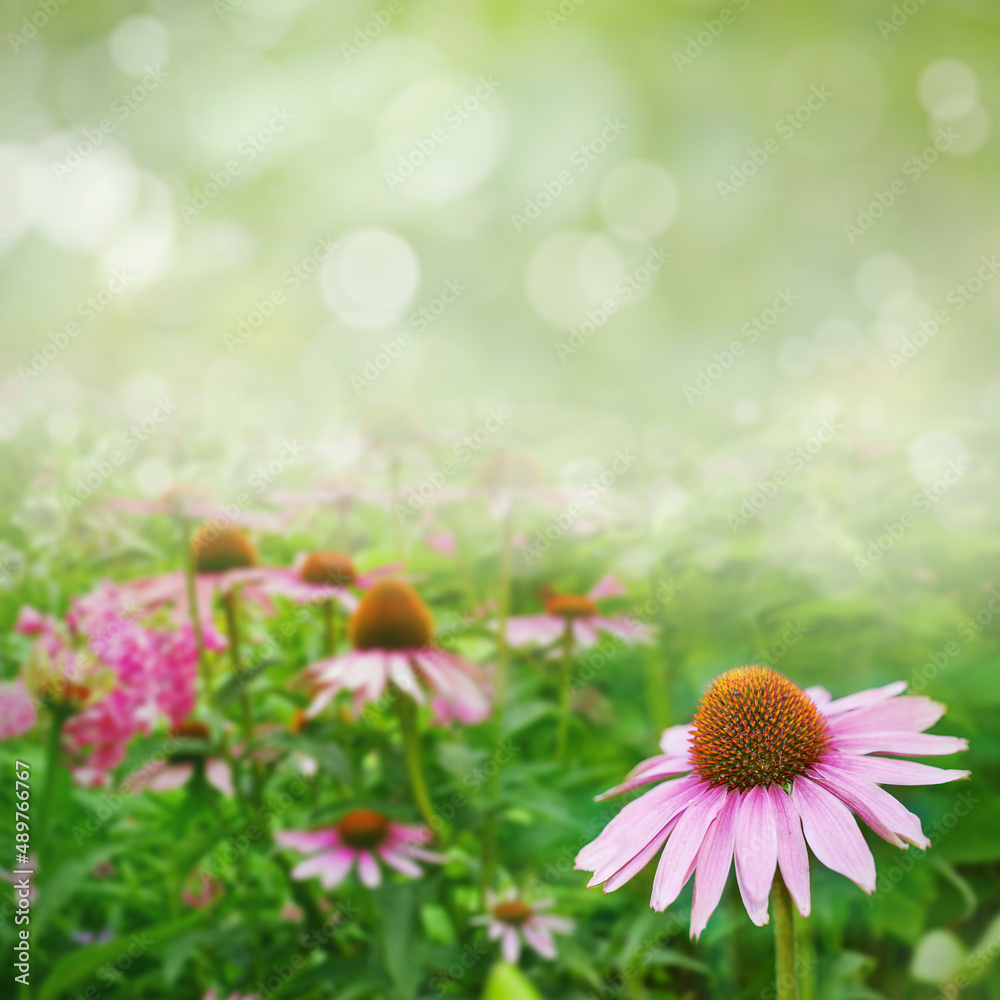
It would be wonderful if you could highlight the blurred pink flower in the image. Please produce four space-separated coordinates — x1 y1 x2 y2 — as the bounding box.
424 531 457 558
276 809 445 889
251 551 398 612
0 679 37 739
502 574 655 650
301 579 490 726
576 667 970 939
471 890 574 964
182 869 225 907
107 483 288 533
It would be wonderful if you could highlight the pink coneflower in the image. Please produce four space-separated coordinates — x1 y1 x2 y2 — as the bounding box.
252 551 400 613
117 524 272 635
504 575 655 651
301 579 491 726
575 666 970 939
471 890 574 964
276 809 445 889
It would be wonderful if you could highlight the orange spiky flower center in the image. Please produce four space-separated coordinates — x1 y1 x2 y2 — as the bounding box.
337 809 390 849
493 900 534 925
348 580 434 651
191 525 258 574
299 551 357 587
690 666 831 792
544 594 598 620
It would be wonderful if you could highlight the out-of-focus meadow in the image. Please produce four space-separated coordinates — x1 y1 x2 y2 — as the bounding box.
1 0 999 997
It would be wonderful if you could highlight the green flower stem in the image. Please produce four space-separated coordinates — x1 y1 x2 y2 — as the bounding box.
396 694 440 835
222 589 263 810
794 907 817 1000
772 871 798 1000
555 623 575 759
322 598 337 657
37 714 65 857
181 525 212 709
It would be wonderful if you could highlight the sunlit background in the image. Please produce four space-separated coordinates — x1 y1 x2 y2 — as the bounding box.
2 0 1000 996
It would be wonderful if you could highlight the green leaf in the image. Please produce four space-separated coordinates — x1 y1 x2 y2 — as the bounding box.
39 909 209 1000
481 961 545 1000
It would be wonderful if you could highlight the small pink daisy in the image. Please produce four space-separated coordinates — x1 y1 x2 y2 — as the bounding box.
276 809 445 889
504 575 655 651
575 666 970 938
300 579 491 725
252 551 397 612
471 890 575 964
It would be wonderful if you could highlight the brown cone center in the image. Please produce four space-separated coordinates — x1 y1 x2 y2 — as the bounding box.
348 580 434 651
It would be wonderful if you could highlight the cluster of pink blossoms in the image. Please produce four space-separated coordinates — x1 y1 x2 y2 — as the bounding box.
5 583 203 787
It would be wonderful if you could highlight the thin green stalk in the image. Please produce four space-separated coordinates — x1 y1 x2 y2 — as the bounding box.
794 906 816 1000
389 454 404 560
396 695 440 835
37 715 65 856
182 529 212 709
322 598 337 656
772 871 798 1000
223 589 262 810
555 623 574 759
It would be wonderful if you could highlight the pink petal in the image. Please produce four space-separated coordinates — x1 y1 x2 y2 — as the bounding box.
291 849 355 889
205 759 234 797
592 616 656 645
148 763 195 792
811 763 929 849
827 696 945 735
602 816 680 893
690 791 739 939
659 724 693 756
823 752 970 786
275 829 340 852
357 851 382 888
734 786 777 926
576 774 701 884
832 732 968 757
378 848 423 878
596 754 692 801
501 927 521 964
505 615 564 648
822 681 908 717
572 620 601 649
589 573 626 600
651 783 728 912
522 924 557 959
533 914 574 934
793 776 876 893
769 787 810 918
804 685 831 705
